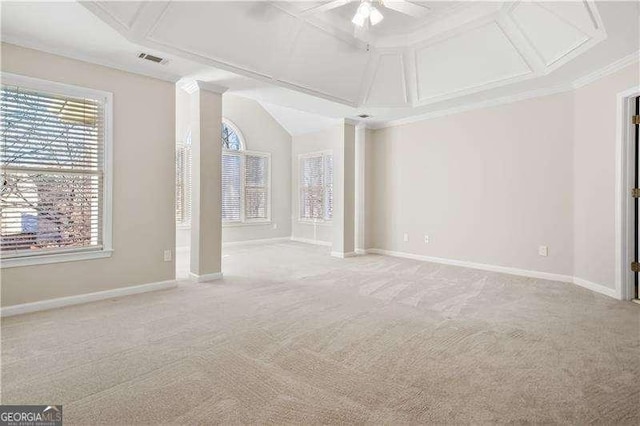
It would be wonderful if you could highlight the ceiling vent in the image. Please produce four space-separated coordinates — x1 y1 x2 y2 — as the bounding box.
137 52 168 65
357 114 371 119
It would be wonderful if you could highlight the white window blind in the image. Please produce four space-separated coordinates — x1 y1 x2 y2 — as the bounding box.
300 151 332 221
222 153 242 221
244 154 269 220
1 82 107 258
176 143 192 225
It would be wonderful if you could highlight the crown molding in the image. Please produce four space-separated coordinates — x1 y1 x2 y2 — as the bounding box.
572 49 640 90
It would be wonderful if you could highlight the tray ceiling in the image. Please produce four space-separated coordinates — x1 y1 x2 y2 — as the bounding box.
82 1 607 109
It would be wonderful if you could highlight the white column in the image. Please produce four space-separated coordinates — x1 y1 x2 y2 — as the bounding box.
331 120 356 258
354 124 367 254
187 81 227 282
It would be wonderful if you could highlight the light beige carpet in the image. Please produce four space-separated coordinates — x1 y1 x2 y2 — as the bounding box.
2 241 639 424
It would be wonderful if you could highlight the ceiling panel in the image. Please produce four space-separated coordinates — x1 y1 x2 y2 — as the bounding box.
280 24 370 103
94 1 144 30
415 22 531 101
539 1 598 35
366 53 407 106
511 2 590 66
147 1 297 77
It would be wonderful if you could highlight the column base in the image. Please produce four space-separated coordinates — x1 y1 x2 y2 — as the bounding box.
189 272 224 282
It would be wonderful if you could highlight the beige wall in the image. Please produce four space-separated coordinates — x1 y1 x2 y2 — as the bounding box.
369 92 576 276
573 65 640 290
1 43 176 306
291 126 342 244
368 63 639 289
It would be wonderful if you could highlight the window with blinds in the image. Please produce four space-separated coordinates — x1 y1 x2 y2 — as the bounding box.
176 142 192 225
299 151 333 221
222 153 242 221
1 78 110 260
221 120 270 223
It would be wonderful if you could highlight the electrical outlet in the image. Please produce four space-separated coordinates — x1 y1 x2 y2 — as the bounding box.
164 249 172 262
272 223 278 230
424 235 430 244
403 233 409 242
538 245 548 257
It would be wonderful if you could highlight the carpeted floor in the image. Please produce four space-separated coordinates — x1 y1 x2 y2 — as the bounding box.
2 241 639 424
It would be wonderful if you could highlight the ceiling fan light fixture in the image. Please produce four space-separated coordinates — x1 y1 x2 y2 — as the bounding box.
352 1 384 29
369 7 384 26
352 10 367 27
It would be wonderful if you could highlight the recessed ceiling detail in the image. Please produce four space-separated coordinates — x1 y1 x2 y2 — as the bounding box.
81 1 607 109
415 22 531 103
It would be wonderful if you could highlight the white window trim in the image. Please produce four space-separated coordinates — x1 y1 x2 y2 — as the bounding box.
222 149 272 226
298 150 333 224
1 72 113 268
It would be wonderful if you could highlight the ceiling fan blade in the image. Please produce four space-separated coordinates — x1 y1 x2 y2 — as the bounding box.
383 1 430 18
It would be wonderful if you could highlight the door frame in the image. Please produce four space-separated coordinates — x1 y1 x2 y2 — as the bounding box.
615 86 640 300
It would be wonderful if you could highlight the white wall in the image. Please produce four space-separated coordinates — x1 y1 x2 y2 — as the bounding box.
573 65 639 290
369 92 575 276
1 43 176 307
367 63 639 292
291 126 342 245
176 94 292 247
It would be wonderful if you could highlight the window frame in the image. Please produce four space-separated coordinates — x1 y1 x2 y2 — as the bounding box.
298 150 333 225
1 72 113 268
222 149 272 226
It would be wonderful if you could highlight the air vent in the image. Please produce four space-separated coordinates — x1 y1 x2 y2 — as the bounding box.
137 52 168 65
357 114 371 119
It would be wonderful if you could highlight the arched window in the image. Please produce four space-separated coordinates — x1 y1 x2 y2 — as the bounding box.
221 120 244 151
221 119 270 223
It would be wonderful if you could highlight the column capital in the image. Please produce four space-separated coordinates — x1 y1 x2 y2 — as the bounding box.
177 79 228 95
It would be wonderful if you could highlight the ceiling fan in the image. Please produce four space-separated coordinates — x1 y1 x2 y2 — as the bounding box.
350 0 430 28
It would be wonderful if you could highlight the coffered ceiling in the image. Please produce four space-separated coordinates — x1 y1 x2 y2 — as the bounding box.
1 1 638 128
82 0 607 109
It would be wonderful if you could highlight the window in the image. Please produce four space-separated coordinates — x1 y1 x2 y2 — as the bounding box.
299 151 333 221
221 120 270 224
0 73 112 267
176 131 192 226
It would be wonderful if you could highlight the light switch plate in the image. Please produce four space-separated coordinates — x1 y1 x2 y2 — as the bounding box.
164 250 172 262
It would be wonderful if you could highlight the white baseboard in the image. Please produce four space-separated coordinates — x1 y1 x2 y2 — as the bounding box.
223 237 291 247
0 280 177 317
355 248 368 255
366 248 619 299
290 236 332 247
189 272 224 283
331 251 357 258
572 277 618 299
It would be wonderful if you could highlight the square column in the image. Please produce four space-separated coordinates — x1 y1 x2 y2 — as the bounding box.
187 81 227 281
331 121 356 257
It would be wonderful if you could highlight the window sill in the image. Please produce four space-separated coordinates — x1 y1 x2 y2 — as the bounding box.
223 221 271 228
177 223 191 230
1 249 114 269
298 220 332 226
